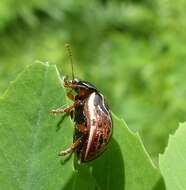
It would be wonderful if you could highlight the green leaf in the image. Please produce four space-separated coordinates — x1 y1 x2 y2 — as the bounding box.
0 62 87 190
0 62 165 190
86 114 165 190
160 122 186 190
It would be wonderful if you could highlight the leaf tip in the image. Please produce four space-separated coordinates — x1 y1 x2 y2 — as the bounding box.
34 60 50 66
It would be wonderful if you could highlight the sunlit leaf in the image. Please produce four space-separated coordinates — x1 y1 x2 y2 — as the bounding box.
0 62 165 190
160 122 186 190
0 63 77 190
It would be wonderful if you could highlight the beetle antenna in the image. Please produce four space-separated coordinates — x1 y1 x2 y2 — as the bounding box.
65 43 74 80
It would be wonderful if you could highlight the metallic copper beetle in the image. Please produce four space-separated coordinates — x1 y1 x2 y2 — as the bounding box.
50 44 112 163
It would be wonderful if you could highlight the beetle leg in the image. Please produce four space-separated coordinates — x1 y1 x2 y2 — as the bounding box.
76 124 88 134
50 100 81 115
58 137 82 156
67 91 75 100
50 105 74 115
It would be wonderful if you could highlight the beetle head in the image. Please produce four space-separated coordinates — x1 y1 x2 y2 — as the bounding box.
64 76 98 96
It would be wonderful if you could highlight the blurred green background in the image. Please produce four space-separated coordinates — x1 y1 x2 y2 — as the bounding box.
0 0 186 163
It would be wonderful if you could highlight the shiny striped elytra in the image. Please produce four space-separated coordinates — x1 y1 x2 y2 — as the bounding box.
50 44 112 163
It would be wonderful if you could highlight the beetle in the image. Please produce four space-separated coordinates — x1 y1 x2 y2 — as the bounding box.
50 44 112 163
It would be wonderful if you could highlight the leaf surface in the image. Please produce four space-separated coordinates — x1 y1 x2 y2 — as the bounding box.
160 122 186 190
88 114 165 190
0 63 77 190
0 63 165 190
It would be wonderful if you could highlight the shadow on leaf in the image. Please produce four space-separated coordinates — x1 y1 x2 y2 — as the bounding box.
62 166 99 190
62 138 125 190
56 113 69 131
153 176 166 190
90 138 125 190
